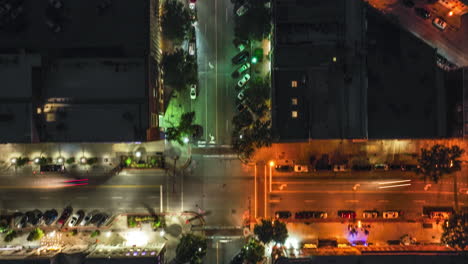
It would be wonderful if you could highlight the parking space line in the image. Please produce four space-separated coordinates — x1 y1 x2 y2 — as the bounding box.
39 197 50 200
345 200 359 203
378 200 389 203
304 200 316 203
413 200 426 203
111 196 123 199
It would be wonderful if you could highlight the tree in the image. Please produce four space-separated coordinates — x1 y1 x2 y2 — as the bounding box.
162 49 187 92
16 157 29 167
241 238 265 264
272 220 288 244
253 219 288 245
234 2 271 41
253 219 273 244
4 230 17 242
441 212 468 250
161 0 191 44
175 234 207 264
418 144 464 183
165 112 198 145
66 157 75 164
27 228 44 241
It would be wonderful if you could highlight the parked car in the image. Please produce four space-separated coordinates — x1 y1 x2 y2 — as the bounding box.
294 165 308 173
415 7 431 19
80 212 94 226
68 210 85 227
188 0 196 10
233 38 248 51
232 51 249 65
236 4 248 16
333 164 348 172
232 62 250 78
236 103 246 112
237 73 250 87
389 164 403 170
28 209 43 226
96 214 109 227
43 209 58 225
190 84 197 100
12 212 25 229
401 164 419 171
430 211 452 219
188 41 196 56
275 211 292 219
314 211 328 219
57 206 73 225
315 164 332 171
40 164 64 172
363 210 379 218
383 210 402 219
275 165 293 172
374 164 389 171
295 211 314 219
432 17 447 31
237 90 245 101
338 210 356 219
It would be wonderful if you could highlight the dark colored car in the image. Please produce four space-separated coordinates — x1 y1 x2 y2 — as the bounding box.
295 211 314 219
236 104 246 112
275 211 292 219
28 209 43 226
91 213 109 227
402 0 415 8
338 210 356 219
40 164 64 172
57 206 73 225
96 214 109 227
401 164 419 171
43 209 58 225
389 164 403 170
275 165 293 172
315 164 332 171
232 51 249 65
415 7 431 19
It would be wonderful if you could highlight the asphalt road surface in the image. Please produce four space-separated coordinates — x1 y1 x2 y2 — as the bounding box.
194 0 237 145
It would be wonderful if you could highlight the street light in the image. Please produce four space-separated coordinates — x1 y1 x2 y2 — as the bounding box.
57 157 64 164
80 157 87 164
34 157 40 164
135 151 142 158
10 158 17 164
183 137 189 144
269 161 275 192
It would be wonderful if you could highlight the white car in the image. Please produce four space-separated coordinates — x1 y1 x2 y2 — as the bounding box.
189 0 196 9
237 73 250 87
294 165 308 173
237 91 245 101
188 42 195 56
190 84 197 100
363 211 379 218
68 214 80 227
383 211 401 219
236 4 248 16
432 17 447 31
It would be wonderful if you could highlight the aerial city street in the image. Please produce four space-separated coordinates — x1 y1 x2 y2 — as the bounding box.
0 0 467 264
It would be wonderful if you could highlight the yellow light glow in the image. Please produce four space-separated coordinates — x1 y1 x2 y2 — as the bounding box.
269 161 275 167
448 11 453 16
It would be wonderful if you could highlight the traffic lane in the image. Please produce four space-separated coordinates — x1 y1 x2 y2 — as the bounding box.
270 180 456 193
0 186 161 211
269 192 455 218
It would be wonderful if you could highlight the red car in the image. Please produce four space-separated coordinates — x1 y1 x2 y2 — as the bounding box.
338 210 356 219
57 206 72 225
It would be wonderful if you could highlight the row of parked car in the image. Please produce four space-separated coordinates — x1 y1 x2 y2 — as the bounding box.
275 163 420 173
11 207 110 229
275 210 404 220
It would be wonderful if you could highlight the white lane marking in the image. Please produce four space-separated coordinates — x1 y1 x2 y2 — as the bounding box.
226 119 229 132
39 197 50 200
345 200 359 203
378 200 389 203
304 200 316 203
112 196 123 199
377 179 411 185
413 200 426 203
215 0 218 143
378 183 411 189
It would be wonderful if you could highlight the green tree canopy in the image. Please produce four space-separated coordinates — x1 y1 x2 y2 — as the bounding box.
27 228 44 241
234 1 271 41
241 238 265 264
417 144 464 183
161 0 191 44
166 111 199 145
175 234 207 264
253 219 273 244
441 212 468 250
272 220 288 244
162 49 187 92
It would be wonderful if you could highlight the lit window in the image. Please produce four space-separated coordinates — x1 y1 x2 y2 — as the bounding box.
291 80 297 87
291 98 298 105
291 111 298 118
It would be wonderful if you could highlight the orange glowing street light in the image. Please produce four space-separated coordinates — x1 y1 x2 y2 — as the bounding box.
448 11 453 16
269 161 275 167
